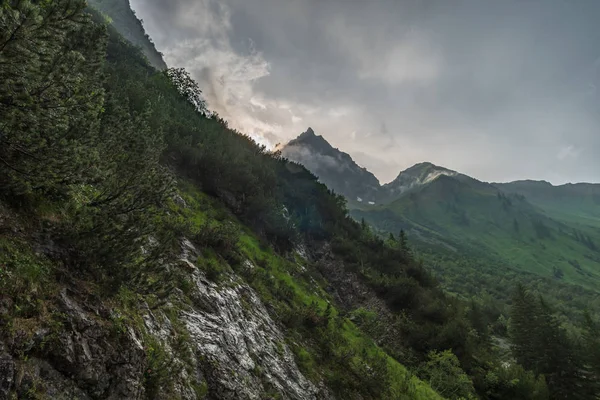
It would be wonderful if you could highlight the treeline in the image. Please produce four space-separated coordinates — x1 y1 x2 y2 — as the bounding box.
1 1 599 399
511 285 600 399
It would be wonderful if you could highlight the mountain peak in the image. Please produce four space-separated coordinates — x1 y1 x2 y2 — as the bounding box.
300 127 316 138
382 161 459 197
281 129 382 202
287 127 335 154
403 162 452 173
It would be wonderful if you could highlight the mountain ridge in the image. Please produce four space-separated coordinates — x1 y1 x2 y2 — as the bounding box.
282 128 600 315
282 129 599 204
88 0 167 70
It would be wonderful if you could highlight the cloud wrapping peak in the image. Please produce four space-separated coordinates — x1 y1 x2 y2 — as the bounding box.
132 0 600 184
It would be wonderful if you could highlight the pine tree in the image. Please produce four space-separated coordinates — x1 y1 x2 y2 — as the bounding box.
510 286 591 399
509 284 538 370
165 67 207 114
399 229 409 256
0 0 107 197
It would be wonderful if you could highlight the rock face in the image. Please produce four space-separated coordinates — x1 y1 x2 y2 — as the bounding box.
180 240 320 400
0 288 148 400
0 238 321 400
0 347 14 399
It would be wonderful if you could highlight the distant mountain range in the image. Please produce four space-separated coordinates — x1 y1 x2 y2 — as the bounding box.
281 128 474 206
282 128 600 295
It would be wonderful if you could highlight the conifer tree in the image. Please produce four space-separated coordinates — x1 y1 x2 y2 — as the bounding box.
509 284 538 370
399 229 409 257
0 0 107 197
510 285 591 399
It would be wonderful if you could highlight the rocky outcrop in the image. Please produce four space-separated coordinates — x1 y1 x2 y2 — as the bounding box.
0 289 147 399
179 240 320 400
0 236 322 400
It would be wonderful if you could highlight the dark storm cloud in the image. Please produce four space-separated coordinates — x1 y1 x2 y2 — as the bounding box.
131 0 600 184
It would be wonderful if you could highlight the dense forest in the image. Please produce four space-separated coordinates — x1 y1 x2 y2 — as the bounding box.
0 1 598 399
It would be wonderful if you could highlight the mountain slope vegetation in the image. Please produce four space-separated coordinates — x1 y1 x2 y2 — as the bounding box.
496 180 600 228
283 130 600 397
356 172 600 291
0 1 598 399
283 131 600 320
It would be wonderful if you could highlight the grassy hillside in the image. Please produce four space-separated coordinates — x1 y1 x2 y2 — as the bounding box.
496 181 600 228
0 2 488 398
175 183 442 399
353 175 600 322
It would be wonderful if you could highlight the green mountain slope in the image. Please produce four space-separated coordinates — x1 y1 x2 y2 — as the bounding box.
0 2 504 398
495 181 600 228
1 1 596 398
281 132 600 325
354 173 600 291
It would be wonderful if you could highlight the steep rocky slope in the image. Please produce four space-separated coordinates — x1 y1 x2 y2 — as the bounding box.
0 182 443 399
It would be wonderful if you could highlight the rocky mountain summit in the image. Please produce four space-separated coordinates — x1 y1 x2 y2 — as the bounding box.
281 128 383 205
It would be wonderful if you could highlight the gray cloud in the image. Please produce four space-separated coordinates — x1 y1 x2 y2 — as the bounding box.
131 0 600 184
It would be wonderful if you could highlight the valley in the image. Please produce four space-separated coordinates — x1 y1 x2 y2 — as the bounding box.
282 130 600 320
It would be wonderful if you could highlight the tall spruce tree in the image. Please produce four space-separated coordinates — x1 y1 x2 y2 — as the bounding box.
510 284 539 370
510 285 592 400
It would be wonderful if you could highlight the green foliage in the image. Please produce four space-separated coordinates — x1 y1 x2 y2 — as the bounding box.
0 0 106 197
0 238 52 320
509 285 592 399
175 184 441 399
143 336 174 397
0 1 173 287
481 364 549 400
165 67 207 114
202 257 226 283
420 350 476 399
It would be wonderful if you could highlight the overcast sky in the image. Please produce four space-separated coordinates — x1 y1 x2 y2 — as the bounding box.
131 0 600 184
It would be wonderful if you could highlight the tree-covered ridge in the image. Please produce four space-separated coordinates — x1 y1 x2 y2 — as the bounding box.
0 0 599 399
